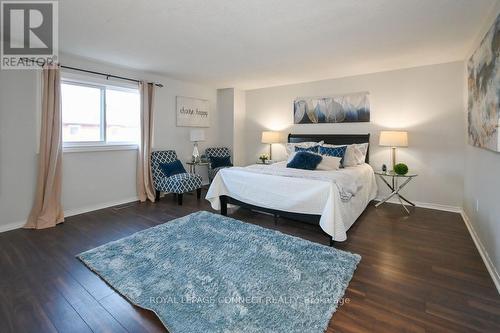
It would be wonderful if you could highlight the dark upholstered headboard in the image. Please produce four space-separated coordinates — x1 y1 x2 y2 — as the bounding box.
287 133 370 163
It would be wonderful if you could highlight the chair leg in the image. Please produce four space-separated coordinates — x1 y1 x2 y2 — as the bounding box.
177 193 183 205
155 190 161 202
197 188 201 199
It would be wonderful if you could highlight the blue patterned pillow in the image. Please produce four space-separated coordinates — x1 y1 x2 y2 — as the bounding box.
210 156 233 169
295 145 319 153
287 152 323 170
318 145 347 166
159 160 186 177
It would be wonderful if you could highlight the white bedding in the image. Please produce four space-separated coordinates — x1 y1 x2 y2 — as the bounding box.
205 162 377 241
239 162 361 201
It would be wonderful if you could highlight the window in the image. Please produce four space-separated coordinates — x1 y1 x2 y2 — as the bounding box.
61 78 140 149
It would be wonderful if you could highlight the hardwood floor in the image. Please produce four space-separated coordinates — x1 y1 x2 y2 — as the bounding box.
1 191 499 332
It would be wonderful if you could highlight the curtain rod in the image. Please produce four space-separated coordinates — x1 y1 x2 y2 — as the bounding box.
60 65 164 88
18 58 163 87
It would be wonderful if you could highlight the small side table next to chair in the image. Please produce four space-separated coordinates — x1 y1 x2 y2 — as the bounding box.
374 170 418 214
186 161 209 174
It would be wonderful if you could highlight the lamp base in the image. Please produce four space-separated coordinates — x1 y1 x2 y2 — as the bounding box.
192 143 200 163
391 147 396 170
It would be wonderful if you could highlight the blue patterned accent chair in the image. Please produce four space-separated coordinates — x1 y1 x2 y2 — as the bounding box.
151 150 203 205
205 147 232 182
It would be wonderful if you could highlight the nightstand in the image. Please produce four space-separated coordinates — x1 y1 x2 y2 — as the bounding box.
374 170 417 214
186 161 209 174
256 160 276 165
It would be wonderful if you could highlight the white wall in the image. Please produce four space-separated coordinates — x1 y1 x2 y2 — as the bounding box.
215 88 246 166
462 3 500 291
233 88 246 166
0 54 221 230
244 61 466 208
0 70 39 231
217 88 235 155
463 146 500 286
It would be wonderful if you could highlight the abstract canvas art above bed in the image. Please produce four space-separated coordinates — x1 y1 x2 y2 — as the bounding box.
293 92 370 124
467 13 500 152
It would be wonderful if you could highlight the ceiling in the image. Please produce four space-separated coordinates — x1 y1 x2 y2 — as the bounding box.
59 0 496 90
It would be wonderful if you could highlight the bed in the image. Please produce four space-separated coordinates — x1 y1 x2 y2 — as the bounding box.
205 134 377 245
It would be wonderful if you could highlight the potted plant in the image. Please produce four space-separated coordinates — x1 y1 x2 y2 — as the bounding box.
393 163 409 175
259 154 269 164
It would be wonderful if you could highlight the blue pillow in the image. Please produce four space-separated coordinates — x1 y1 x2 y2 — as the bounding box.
318 145 347 165
287 152 323 170
210 156 233 169
295 145 319 153
159 159 186 177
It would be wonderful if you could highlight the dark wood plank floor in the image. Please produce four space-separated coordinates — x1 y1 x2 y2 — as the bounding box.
1 191 499 333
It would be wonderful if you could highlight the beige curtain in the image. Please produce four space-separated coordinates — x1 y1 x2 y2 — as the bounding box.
25 65 64 229
137 82 156 202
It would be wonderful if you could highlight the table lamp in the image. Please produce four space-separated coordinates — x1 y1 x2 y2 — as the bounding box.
379 131 408 169
190 129 205 162
261 131 281 160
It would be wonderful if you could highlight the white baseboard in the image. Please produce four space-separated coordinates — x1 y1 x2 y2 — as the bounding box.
375 197 462 213
0 196 139 234
0 220 26 233
3 195 499 294
376 197 500 293
64 196 139 217
460 210 500 294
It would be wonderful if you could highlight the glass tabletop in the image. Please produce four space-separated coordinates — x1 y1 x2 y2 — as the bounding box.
256 160 275 164
186 161 209 165
374 170 418 177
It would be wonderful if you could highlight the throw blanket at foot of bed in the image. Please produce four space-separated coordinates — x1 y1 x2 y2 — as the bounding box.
77 211 360 333
240 163 363 201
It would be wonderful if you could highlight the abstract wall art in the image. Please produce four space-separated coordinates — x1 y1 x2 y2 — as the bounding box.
467 13 500 152
293 92 370 124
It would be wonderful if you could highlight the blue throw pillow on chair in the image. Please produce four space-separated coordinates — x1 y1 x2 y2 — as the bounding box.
210 156 233 169
159 159 186 177
287 152 323 170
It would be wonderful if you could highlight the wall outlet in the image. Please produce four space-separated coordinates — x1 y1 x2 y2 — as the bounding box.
476 199 479 212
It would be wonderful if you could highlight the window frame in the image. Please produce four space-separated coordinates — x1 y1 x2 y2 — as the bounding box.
60 72 140 153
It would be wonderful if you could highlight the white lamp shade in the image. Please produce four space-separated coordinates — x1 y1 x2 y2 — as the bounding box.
190 129 205 142
379 131 408 147
261 131 281 144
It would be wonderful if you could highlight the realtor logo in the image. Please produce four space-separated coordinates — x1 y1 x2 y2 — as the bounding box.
1 1 58 69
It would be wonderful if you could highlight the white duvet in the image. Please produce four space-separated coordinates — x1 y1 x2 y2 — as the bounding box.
206 162 378 241
239 162 362 201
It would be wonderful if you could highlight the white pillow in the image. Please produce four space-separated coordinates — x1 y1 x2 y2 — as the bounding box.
355 143 369 164
320 143 357 167
316 155 342 171
285 141 324 156
321 143 368 166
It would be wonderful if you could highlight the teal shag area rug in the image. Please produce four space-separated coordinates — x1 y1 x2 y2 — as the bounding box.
77 211 360 333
